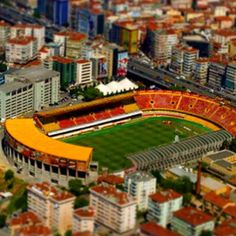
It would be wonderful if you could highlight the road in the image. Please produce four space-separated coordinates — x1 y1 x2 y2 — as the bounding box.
128 58 236 106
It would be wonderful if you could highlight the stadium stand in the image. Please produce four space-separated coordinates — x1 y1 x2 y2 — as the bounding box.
128 130 233 171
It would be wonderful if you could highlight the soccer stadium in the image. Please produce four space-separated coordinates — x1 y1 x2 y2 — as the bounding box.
2 90 235 185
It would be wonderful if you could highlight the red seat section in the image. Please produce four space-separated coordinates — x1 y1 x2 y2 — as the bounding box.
59 119 75 129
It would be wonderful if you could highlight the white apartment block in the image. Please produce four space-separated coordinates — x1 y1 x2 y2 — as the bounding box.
225 63 236 93
147 189 183 227
193 58 209 84
10 23 45 49
125 171 156 211
0 21 10 49
0 67 60 119
183 47 199 77
27 182 75 235
90 185 136 234
6 36 38 65
76 59 93 86
73 207 95 234
171 207 215 236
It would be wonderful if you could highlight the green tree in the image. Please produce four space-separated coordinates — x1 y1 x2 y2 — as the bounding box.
74 197 89 209
229 138 236 153
68 179 83 196
0 63 7 72
33 9 41 19
4 169 14 182
14 189 27 211
151 170 163 184
200 230 212 236
64 230 72 236
183 193 192 205
83 87 103 101
0 214 6 228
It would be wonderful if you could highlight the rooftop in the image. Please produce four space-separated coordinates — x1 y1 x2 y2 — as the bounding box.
19 225 51 236
140 222 179 236
206 150 235 161
173 207 213 226
10 211 40 226
126 171 155 182
98 174 124 185
149 189 182 204
215 218 236 236
8 36 36 45
91 185 135 206
74 207 95 218
223 205 236 218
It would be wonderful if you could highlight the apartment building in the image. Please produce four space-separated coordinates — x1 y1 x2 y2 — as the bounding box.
171 207 214 236
76 59 93 86
208 58 227 89
27 182 75 235
171 44 199 77
125 171 156 211
6 36 38 65
147 27 178 64
10 23 45 50
147 189 183 227
0 21 10 50
90 185 136 234
73 207 95 234
225 63 236 93
193 58 209 84
0 67 60 119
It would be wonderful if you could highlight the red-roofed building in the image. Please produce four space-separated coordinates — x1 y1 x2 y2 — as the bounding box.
203 191 235 217
6 36 38 65
98 174 124 186
140 221 179 236
214 218 236 236
27 182 75 235
73 207 95 233
172 207 215 236
18 225 51 236
90 185 136 233
147 189 183 227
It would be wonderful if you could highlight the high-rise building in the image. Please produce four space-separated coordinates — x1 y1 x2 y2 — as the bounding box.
6 36 38 65
193 58 209 84
147 189 183 227
0 21 10 51
52 56 76 88
45 0 69 26
76 59 93 86
27 182 75 235
225 63 236 93
125 171 156 211
0 67 60 119
171 207 214 236
90 185 136 234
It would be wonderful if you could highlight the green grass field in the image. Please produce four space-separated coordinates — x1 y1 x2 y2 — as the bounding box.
62 117 212 172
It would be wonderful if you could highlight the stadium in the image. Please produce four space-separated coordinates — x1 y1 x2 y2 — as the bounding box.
2 90 235 185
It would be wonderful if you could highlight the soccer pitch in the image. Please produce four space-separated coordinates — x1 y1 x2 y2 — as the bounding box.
62 117 212 172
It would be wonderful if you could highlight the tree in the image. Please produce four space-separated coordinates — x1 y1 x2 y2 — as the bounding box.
74 197 89 209
64 230 72 236
68 179 83 196
200 230 212 236
14 189 27 211
83 87 103 101
0 214 6 228
229 138 236 153
151 170 163 184
33 9 41 19
4 169 14 182
0 63 7 72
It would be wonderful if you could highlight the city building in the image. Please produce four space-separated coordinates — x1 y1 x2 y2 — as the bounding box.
27 182 75 235
52 56 76 89
10 211 51 236
45 0 69 26
91 54 108 81
125 171 156 211
203 191 235 217
73 207 95 234
214 218 236 236
0 21 10 51
147 189 183 227
97 174 124 186
207 57 227 89
0 67 60 119
6 37 38 65
183 47 199 77
10 23 45 50
225 63 236 93
193 58 209 84
90 185 136 233
146 27 178 64
140 221 179 236
76 59 93 86
171 206 215 236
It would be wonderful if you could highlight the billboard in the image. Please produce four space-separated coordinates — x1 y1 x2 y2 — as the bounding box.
117 51 129 77
97 57 108 78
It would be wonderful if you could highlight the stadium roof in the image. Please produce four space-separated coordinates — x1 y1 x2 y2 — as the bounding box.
5 119 92 162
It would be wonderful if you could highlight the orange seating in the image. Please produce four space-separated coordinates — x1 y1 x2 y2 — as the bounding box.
59 119 75 129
